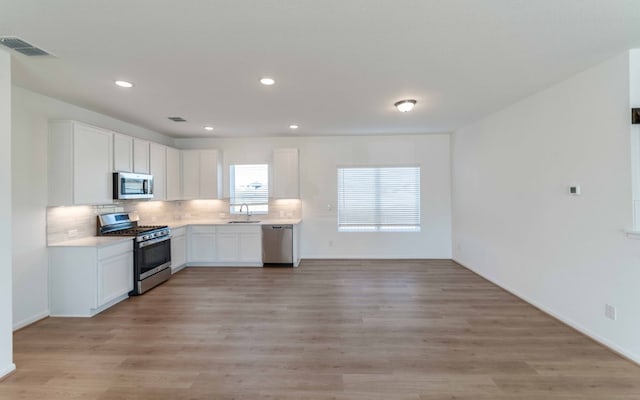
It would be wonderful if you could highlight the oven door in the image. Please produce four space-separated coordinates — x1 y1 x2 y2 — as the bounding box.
136 237 171 280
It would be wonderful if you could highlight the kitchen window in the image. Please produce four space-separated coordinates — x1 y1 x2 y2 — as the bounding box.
337 166 421 232
230 164 269 214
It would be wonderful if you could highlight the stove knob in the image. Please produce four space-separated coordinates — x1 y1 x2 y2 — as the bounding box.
142 235 150 241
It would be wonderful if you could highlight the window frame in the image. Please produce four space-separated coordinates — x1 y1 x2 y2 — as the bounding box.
229 163 270 215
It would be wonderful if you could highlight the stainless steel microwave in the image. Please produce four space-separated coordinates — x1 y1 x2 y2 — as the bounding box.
113 172 154 200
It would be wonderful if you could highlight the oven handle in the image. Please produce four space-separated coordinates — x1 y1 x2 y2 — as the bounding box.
138 235 171 248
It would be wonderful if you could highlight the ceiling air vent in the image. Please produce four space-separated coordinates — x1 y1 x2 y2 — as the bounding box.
0 36 51 56
168 117 187 122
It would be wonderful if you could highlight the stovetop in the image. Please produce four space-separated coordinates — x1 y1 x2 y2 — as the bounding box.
101 225 168 236
97 212 170 239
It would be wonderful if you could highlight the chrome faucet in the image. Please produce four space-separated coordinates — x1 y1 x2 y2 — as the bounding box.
239 203 251 220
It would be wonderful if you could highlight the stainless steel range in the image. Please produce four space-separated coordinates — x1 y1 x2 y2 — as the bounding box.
97 212 171 295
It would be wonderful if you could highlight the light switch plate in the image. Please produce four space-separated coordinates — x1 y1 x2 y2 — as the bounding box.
605 304 616 320
569 185 581 195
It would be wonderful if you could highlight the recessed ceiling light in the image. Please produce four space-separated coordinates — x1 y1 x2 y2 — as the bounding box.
115 80 134 88
260 77 275 86
394 99 417 112
289 124 299 130
204 126 214 131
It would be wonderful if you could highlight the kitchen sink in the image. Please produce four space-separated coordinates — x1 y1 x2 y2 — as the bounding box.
227 220 261 224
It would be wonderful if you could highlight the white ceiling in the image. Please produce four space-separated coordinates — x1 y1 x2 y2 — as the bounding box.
1 0 640 138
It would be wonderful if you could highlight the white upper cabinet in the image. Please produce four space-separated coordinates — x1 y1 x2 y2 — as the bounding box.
200 149 221 199
113 133 133 172
182 149 222 200
49 120 114 206
149 143 167 201
166 146 182 201
133 139 150 174
181 150 200 200
114 136 155 176
271 148 299 199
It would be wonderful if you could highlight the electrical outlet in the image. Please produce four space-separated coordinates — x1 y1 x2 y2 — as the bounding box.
605 304 617 320
67 229 78 238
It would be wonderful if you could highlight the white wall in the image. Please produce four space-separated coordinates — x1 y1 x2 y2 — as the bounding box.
0 50 16 378
177 134 452 259
451 51 640 363
11 86 173 330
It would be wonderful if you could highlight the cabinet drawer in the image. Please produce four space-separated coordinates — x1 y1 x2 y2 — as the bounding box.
98 240 133 260
189 225 217 234
217 225 261 234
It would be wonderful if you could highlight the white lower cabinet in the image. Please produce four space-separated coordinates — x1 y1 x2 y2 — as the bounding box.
98 252 134 306
186 224 262 267
49 240 133 317
170 227 187 272
216 233 238 262
188 225 217 263
238 231 262 262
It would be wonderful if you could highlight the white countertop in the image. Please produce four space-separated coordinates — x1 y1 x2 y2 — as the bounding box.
48 236 133 248
169 218 302 229
49 219 302 247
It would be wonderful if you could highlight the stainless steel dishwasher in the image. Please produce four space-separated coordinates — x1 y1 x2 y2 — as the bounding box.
262 225 293 266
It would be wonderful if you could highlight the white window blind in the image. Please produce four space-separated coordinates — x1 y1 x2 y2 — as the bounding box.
337 166 420 232
230 164 269 214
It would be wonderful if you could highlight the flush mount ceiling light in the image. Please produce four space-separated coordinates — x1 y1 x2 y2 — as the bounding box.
394 99 417 112
204 126 214 131
115 80 134 88
260 77 275 86
289 124 299 130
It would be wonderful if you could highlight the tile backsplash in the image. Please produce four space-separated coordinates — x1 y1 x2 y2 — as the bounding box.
47 199 302 244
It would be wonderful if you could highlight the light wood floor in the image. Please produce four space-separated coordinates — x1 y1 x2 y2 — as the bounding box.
3 260 640 399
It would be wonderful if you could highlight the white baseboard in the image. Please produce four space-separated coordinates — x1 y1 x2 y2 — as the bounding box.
171 264 187 274
186 263 263 267
300 257 451 260
0 363 16 380
453 258 640 366
13 310 49 331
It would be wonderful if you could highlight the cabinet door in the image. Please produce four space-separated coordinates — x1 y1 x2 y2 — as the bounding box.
133 139 150 173
113 133 133 172
238 233 262 262
272 148 299 199
200 149 221 199
189 233 216 262
171 234 186 270
98 252 133 306
216 233 238 262
149 143 167 200
182 150 200 200
73 123 113 205
166 147 182 200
